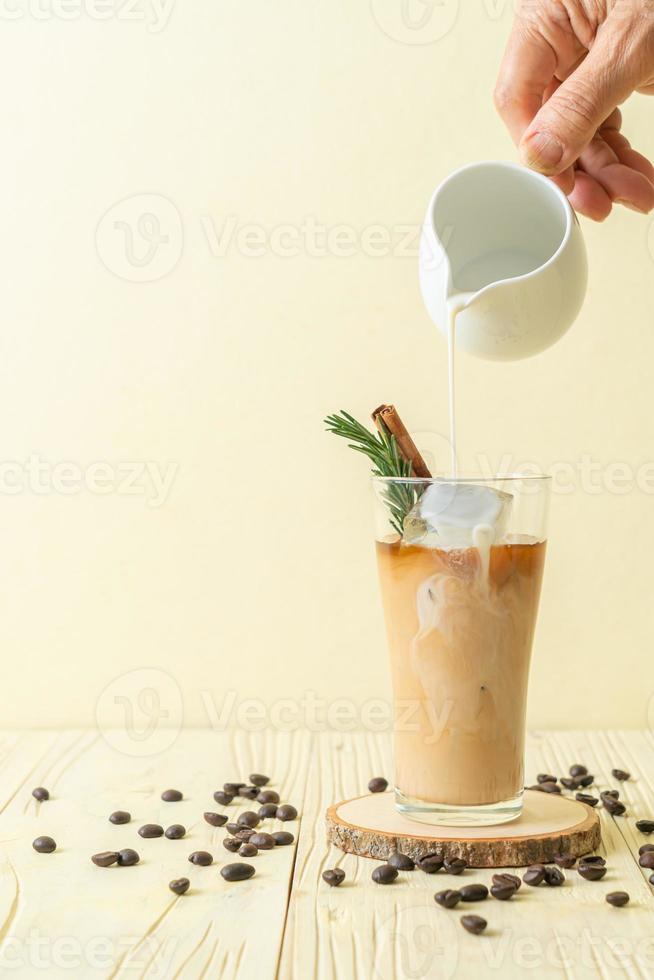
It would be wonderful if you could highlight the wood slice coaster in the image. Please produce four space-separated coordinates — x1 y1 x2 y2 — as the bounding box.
326 790 601 868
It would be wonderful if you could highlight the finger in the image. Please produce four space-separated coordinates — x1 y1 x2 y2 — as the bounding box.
519 24 644 175
578 134 654 213
567 170 613 221
494 23 557 145
551 168 576 195
602 129 654 183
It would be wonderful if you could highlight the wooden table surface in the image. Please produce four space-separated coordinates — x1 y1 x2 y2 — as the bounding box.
0 729 653 978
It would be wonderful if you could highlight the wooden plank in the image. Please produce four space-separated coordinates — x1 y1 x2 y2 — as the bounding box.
280 731 654 980
0 729 309 979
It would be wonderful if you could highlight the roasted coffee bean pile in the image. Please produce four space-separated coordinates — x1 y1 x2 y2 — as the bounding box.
315 768 652 937
526 763 640 821
26 770 299 898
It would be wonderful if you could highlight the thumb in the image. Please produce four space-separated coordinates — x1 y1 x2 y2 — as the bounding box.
519 26 642 174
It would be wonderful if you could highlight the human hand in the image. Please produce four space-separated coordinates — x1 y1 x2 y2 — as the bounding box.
494 0 654 219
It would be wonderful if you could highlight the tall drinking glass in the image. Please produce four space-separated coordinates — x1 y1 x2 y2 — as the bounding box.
373 475 550 826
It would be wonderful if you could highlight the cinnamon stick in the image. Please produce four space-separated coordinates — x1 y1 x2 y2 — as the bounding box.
371 404 432 478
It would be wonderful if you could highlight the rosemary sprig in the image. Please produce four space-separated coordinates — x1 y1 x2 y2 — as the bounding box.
324 410 420 535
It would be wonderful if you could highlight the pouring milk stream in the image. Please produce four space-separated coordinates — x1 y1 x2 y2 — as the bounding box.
417 160 588 571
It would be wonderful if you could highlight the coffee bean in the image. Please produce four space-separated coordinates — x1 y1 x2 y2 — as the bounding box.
434 889 461 908
223 838 241 853
443 857 467 875
169 877 190 895
460 884 488 902
272 831 294 846
161 789 183 802
639 843 654 855
372 864 398 884
639 851 654 869
606 890 629 907
165 824 186 840
276 805 298 822
368 777 388 793
31 787 49 802
238 786 258 800
258 803 278 819
256 790 280 805
116 849 139 866
223 783 245 795
636 820 654 834
226 823 243 836
204 812 228 827
233 829 256 842
249 773 270 787
418 853 444 874
578 774 594 788
612 769 630 781
249 832 274 850
523 865 545 886
322 868 345 887
109 811 131 824
213 791 233 806
537 774 557 784
578 864 606 881
492 873 521 891
239 843 258 857
579 855 606 868
561 777 580 790
576 793 598 807
138 824 164 838
91 851 118 867
490 882 516 900
188 851 213 866
554 853 576 868
461 915 486 935
539 781 561 794
601 789 619 801
604 799 626 816
237 811 260 829
544 866 564 886
221 863 255 882
32 836 56 853
570 764 588 778
388 851 415 871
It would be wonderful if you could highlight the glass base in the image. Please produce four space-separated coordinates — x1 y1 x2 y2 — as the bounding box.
395 788 523 827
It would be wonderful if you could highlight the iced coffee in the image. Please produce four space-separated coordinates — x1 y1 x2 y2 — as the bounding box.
373 477 549 826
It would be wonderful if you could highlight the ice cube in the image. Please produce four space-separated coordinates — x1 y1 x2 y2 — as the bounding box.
403 482 512 549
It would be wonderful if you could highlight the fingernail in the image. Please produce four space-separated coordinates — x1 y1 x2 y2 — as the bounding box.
520 131 564 172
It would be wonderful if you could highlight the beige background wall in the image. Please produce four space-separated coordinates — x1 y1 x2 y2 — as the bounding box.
1 0 653 732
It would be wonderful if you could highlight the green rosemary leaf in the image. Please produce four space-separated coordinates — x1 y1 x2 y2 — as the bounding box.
324 410 422 532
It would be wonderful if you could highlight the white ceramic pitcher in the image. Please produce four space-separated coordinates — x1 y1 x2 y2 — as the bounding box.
419 161 588 361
